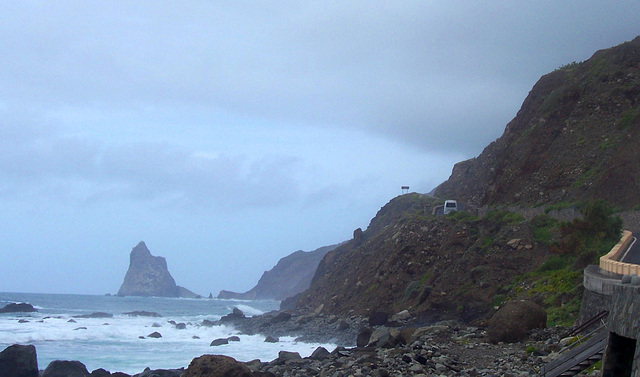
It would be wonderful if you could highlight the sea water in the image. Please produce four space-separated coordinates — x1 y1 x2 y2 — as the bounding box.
0 292 335 374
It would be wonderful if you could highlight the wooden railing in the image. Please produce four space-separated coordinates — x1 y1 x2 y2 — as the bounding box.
599 230 640 276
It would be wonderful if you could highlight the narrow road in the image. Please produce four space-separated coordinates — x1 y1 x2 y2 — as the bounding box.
621 234 640 264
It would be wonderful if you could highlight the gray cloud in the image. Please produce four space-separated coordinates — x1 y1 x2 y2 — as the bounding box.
0 1 638 294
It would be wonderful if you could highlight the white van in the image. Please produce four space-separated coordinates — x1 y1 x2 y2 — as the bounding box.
443 200 458 215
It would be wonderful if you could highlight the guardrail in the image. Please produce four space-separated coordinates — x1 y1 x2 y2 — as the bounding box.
599 230 640 276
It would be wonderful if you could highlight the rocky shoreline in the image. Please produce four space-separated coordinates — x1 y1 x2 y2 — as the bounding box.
1 305 594 377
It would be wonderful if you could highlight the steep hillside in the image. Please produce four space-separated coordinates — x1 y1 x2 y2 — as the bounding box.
434 36 640 207
217 244 339 301
295 194 550 323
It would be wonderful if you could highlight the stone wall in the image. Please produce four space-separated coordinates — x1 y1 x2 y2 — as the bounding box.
602 280 640 377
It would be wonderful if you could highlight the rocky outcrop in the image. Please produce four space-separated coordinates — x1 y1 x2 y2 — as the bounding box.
0 344 38 377
434 36 640 208
0 303 37 313
217 244 339 301
117 241 196 298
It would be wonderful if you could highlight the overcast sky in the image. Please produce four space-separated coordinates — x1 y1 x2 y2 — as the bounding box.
1 1 638 296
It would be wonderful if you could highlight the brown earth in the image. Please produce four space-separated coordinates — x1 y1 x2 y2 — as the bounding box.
295 194 550 324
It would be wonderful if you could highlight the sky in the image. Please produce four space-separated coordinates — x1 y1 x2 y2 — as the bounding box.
1 1 638 296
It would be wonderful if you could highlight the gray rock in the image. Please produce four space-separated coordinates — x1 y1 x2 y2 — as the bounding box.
277 351 301 363
117 241 181 297
0 344 39 377
183 355 253 377
147 332 162 338
210 338 229 346
42 360 90 377
0 303 37 313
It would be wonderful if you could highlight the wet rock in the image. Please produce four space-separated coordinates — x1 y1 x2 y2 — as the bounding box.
0 303 37 313
123 311 161 317
147 332 162 338
74 312 113 319
219 308 245 322
182 355 253 377
0 344 39 377
210 338 228 346
42 360 90 377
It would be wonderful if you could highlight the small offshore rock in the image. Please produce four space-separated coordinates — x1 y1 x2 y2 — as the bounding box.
210 338 229 347
0 303 37 313
264 336 279 343
74 312 113 319
124 311 161 317
147 332 162 338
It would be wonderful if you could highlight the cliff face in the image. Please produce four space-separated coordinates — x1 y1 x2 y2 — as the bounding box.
117 241 182 297
434 36 640 207
218 244 339 301
295 194 549 322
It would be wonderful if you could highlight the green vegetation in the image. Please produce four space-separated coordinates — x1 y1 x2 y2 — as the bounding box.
485 210 525 224
531 214 558 244
619 106 640 130
506 200 622 326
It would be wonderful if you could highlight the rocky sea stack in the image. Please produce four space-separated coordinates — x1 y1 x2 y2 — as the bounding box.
117 241 197 298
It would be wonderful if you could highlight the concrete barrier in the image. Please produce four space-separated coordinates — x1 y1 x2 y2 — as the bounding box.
599 230 640 276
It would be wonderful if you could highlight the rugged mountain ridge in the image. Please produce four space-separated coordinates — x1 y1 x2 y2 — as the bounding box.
218 244 339 301
434 36 640 207
117 241 198 298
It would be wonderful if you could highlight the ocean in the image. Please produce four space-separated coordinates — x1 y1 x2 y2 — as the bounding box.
0 292 335 374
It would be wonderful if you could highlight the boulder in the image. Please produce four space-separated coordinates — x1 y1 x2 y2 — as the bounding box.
368 311 388 326
42 360 90 377
210 338 229 346
0 303 37 313
264 336 279 343
0 344 39 377
487 300 546 343
182 355 253 377
390 310 411 322
227 336 240 342
277 351 301 363
356 327 373 347
367 327 397 348
269 311 292 324
147 332 162 338
309 347 331 360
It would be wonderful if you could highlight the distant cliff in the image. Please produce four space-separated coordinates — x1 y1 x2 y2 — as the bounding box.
218 244 339 301
117 241 199 298
434 36 640 208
